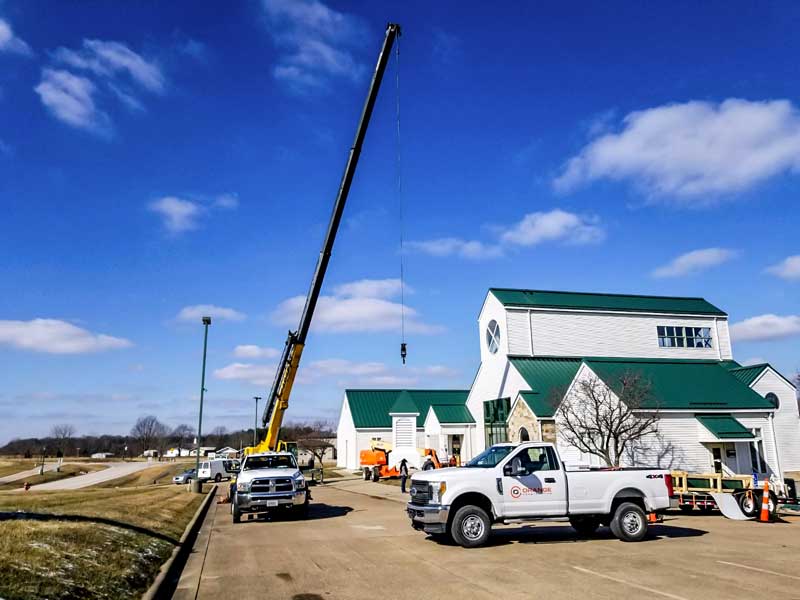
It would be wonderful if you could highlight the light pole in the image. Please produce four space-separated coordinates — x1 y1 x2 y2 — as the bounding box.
192 316 211 493
253 396 262 448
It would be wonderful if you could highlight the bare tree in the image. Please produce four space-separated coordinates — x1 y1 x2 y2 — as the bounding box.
154 421 171 461
171 424 195 456
131 415 164 456
50 424 76 454
558 372 660 467
209 425 228 447
294 420 335 480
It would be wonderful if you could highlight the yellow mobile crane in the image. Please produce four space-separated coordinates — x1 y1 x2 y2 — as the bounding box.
247 23 402 455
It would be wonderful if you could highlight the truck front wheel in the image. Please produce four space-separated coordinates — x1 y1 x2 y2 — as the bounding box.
610 502 647 542
232 503 241 524
450 505 491 548
569 516 600 537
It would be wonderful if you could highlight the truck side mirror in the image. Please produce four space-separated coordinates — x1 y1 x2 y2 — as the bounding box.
503 464 513 476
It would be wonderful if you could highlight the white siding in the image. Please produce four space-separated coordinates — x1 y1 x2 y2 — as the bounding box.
751 369 800 472
393 416 415 448
506 309 532 355
528 310 730 359
716 320 733 360
336 395 356 469
477 292 510 363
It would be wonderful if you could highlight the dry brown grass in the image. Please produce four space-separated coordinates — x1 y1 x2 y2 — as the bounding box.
92 462 188 489
0 485 203 599
0 460 36 479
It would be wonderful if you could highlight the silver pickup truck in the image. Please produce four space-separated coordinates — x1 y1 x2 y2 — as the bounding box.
407 442 673 547
232 452 309 523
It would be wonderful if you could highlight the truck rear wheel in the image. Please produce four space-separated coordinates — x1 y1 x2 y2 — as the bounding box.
569 516 600 537
232 503 241 524
450 505 491 548
610 502 647 542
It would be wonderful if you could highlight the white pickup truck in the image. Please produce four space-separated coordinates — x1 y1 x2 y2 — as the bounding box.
407 442 673 547
232 452 309 523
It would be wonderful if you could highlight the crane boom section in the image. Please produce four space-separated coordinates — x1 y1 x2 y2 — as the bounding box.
256 23 401 451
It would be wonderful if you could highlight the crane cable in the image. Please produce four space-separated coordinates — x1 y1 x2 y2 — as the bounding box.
395 33 407 365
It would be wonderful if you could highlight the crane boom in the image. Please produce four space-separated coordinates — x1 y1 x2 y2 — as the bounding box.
252 23 401 454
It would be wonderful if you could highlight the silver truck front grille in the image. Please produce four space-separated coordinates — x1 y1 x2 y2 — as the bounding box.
251 477 294 493
409 481 431 505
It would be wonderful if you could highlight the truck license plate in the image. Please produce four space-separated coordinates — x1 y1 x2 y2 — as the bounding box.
267 500 278 507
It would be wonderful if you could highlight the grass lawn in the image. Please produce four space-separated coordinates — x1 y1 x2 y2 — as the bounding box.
0 460 36 479
0 464 107 492
0 485 203 600
92 462 189 489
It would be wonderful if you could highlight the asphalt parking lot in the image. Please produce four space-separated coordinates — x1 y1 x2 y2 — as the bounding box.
174 482 800 600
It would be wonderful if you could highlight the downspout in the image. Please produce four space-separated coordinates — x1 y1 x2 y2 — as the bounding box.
768 412 784 483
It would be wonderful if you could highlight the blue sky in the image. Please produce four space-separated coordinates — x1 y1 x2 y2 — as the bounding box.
1 1 799 445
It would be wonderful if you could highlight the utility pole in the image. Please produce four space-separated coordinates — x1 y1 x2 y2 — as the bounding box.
253 396 262 448
192 316 211 493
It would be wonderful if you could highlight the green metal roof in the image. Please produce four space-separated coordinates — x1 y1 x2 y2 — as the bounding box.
345 389 470 428
696 414 755 439
389 391 419 414
584 358 775 411
430 404 475 424
490 288 726 316
719 360 742 370
727 364 769 386
509 357 583 417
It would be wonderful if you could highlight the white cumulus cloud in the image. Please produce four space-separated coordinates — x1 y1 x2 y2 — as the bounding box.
262 0 365 92
271 278 441 334
652 248 738 278
234 345 280 359
0 319 132 354
408 209 604 261
0 18 32 56
766 255 800 281
148 197 203 233
213 362 275 386
177 305 246 323
554 98 800 201
34 69 110 134
730 314 800 342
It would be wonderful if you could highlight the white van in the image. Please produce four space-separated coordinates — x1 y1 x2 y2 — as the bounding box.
198 459 240 482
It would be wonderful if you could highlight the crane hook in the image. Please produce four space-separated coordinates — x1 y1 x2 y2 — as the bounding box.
400 342 407 365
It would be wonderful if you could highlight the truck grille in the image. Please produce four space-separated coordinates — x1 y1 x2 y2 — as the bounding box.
409 481 431 505
251 477 294 493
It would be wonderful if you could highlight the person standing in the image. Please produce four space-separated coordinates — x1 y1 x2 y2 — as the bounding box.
399 459 409 493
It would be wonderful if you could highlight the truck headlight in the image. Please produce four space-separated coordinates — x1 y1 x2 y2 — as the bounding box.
430 482 447 504
294 473 306 489
236 481 251 492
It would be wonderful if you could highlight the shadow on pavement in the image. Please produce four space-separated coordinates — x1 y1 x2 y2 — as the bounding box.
0 511 179 544
426 523 708 547
238 503 353 524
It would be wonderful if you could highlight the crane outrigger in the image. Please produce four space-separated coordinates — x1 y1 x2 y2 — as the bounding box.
247 23 402 455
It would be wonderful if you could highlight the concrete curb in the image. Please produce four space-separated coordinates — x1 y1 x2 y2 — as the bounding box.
141 484 217 600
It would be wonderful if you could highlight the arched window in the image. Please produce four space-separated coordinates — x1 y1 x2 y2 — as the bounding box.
519 427 530 442
766 392 780 410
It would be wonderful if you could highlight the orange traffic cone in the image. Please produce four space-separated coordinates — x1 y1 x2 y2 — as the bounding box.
647 512 658 523
758 480 771 523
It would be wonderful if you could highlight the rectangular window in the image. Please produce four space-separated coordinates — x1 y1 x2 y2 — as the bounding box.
657 325 713 349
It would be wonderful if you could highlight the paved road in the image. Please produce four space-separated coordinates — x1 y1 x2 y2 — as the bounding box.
0 463 59 484
174 480 800 600
22 461 152 491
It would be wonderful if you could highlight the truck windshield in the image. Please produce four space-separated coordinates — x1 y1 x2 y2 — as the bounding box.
243 455 296 470
465 446 514 468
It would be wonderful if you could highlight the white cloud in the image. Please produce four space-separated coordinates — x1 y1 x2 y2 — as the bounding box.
307 359 387 377
499 209 605 246
652 247 738 278
554 99 800 201
408 209 604 261
148 196 203 233
53 40 164 93
213 362 275 386
332 278 409 299
0 18 32 56
214 193 239 209
406 238 503 260
766 255 800 281
741 357 767 366
234 345 280 359
730 314 800 342
177 305 246 322
34 68 110 134
262 0 365 92
0 319 132 354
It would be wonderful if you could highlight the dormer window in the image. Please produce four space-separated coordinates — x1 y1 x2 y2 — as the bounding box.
657 326 712 348
486 320 501 354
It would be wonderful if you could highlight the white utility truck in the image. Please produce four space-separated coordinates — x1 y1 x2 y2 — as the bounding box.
407 442 674 547
232 452 309 523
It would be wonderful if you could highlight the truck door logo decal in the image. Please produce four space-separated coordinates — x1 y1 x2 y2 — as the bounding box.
510 485 552 498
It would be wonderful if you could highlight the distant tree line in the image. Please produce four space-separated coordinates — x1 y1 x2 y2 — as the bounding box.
0 416 336 458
